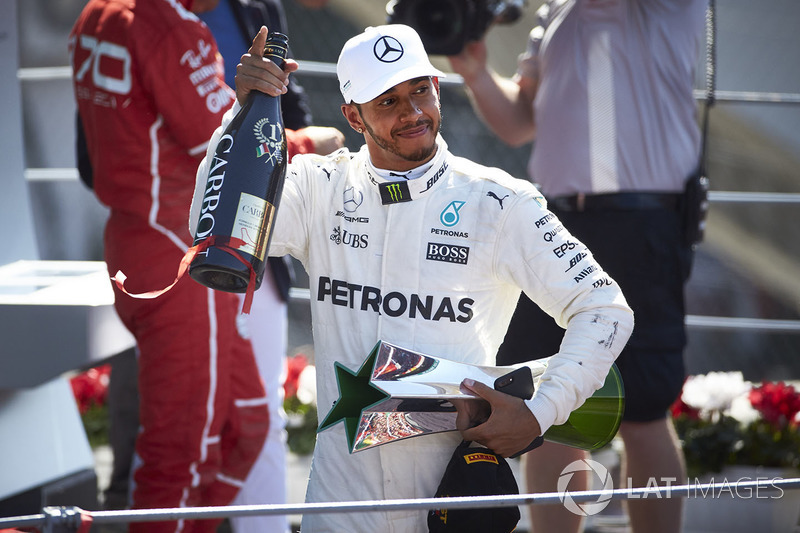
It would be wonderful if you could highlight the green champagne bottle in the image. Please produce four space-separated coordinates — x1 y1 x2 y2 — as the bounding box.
543 363 625 450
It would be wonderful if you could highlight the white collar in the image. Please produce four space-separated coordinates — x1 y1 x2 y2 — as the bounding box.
361 136 451 204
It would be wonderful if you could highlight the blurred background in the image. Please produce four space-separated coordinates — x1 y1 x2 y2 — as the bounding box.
11 0 800 381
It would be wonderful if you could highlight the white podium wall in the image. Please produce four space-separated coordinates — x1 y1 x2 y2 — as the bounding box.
0 380 95 502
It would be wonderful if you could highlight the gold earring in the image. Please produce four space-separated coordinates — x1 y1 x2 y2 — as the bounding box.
357 128 363 134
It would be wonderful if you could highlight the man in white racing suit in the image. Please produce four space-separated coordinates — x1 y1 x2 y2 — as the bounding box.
191 24 634 533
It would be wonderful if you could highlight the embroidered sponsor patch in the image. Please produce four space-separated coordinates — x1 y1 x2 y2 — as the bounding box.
464 452 499 465
426 242 469 265
379 181 411 204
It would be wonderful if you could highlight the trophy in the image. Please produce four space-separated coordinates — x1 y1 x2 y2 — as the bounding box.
318 340 625 454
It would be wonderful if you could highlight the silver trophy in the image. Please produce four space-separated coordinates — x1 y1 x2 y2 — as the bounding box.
318 340 625 454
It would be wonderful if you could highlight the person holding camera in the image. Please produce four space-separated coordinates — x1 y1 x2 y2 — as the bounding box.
192 23 633 532
448 1 706 532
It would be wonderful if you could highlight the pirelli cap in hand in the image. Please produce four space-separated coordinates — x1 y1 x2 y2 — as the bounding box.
428 440 520 533
337 24 445 104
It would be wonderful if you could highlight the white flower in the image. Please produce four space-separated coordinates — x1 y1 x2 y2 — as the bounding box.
729 394 759 425
681 371 751 413
296 365 317 406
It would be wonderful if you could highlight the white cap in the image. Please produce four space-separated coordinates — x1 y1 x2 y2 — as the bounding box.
337 24 445 104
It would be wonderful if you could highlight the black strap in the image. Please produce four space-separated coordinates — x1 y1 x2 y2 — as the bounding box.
510 436 544 459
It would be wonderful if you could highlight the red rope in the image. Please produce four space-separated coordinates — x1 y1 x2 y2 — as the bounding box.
111 236 257 314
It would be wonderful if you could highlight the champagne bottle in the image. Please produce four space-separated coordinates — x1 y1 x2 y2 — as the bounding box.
189 32 289 295
542 362 625 450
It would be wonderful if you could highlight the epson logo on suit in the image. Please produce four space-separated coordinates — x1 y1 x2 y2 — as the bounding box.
426 242 470 265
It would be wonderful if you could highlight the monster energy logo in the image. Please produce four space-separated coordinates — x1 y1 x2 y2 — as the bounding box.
379 181 411 204
386 184 402 201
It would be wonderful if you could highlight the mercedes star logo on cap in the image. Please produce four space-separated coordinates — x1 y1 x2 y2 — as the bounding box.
373 36 404 63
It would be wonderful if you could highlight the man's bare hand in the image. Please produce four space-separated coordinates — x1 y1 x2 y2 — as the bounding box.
447 40 489 84
234 26 299 105
456 378 542 457
453 395 491 433
299 126 346 156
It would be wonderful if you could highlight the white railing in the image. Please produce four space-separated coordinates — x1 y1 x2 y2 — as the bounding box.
2 478 799 532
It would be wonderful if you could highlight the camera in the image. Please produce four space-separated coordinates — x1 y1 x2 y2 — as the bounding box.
386 0 525 56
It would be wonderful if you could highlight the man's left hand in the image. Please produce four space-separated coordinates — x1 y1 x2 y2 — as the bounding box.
235 26 299 105
456 378 542 457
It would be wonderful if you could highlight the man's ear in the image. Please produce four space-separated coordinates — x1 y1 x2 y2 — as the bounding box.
432 77 442 111
341 103 364 134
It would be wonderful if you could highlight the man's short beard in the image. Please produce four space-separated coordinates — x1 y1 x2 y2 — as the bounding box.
358 105 442 164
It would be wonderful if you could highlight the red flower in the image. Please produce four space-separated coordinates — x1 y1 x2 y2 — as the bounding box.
748 381 800 428
670 377 701 420
70 364 111 414
670 394 701 420
283 354 308 400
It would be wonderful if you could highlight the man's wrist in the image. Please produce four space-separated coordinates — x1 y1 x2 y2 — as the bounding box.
525 395 557 436
461 67 494 92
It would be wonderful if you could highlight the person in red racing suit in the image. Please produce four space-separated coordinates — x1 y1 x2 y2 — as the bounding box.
69 0 322 530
